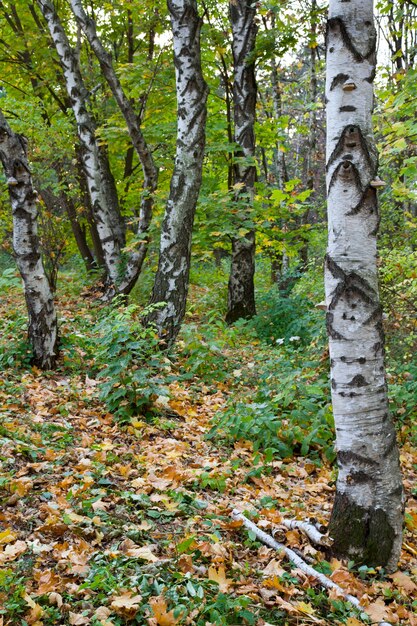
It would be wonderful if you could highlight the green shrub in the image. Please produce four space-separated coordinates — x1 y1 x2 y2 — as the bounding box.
92 299 172 423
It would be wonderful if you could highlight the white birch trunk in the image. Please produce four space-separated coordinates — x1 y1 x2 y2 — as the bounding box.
226 0 257 324
147 0 208 345
0 110 58 369
325 0 403 571
37 0 124 289
69 0 158 294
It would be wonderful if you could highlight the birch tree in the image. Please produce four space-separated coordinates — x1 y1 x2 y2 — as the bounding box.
69 0 158 295
147 0 208 345
325 0 403 570
225 0 257 324
37 0 125 293
0 110 58 370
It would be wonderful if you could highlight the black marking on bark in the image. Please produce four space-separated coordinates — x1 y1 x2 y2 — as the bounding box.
358 357 366 364
330 73 350 90
326 311 345 340
337 450 378 467
340 105 357 112
326 18 366 63
328 160 363 195
365 68 376 83
349 470 371 483
348 374 369 387
326 125 374 174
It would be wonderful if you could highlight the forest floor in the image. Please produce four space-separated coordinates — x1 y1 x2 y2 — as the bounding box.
1 277 417 626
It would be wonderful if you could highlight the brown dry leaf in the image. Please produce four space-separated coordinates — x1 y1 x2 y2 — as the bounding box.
149 596 181 626
93 606 111 621
119 539 159 562
274 596 298 613
35 569 62 594
345 618 362 626
69 612 90 625
285 529 301 547
390 570 417 593
110 591 142 619
23 594 43 624
0 539 27 563
262 558 285 578
48 592 63 608
208 565 232 592
366 598 396 623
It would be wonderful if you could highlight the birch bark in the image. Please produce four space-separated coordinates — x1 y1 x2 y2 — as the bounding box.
37 0 125 291
325 0 403 571
0 110 58 370
225 0 257 324
69 0 158 294
147 0 208 345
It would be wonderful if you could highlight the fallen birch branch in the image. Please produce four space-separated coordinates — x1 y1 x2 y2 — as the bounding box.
279 518 332 547
231 509 392 626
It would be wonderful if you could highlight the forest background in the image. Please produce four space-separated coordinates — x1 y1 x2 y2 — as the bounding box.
0 0 416 625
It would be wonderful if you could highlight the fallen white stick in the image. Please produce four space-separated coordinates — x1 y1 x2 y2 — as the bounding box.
280 518 332 547
231 509 392 626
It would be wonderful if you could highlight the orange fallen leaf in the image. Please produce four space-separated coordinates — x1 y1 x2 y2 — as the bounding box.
149 596 181 625
208 565 232 592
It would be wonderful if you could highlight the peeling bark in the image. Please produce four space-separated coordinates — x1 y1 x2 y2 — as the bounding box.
226 0 257 324
0 110 58 369
325 0 403 571
69 0 158 294
37 0 125 292
146 0 208 346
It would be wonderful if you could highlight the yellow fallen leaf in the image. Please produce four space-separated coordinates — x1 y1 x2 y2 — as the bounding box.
0 528 17 544
346 618 362 626
149 596 181 625
208 565 232 592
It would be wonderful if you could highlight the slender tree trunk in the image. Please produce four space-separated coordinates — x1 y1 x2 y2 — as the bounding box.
226 0 257 324
69 0 158 294
0 110 58 369
147 0 208 346
37 0 124 292
325 0 403 571
39 185 95 273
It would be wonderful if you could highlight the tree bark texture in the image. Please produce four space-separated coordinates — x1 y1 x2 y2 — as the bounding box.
37 0 125 291
325 0 403 571
0 110 58 369
226 0 257 324
147 0 208 345
69 0 158 294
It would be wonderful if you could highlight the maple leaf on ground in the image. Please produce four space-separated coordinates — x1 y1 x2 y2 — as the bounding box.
149 596 182 626
0 539 27 563
207 565 232 592
390 570 417 593
110 591 142 619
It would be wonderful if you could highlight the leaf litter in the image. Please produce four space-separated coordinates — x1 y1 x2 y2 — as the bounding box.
0 288 416 626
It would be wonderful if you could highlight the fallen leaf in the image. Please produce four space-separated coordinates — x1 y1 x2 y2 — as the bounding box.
149 596 181 625
0 539 27 563
208 565 232 592
110 591 142 618
69 612 90 625
390 570 417 593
